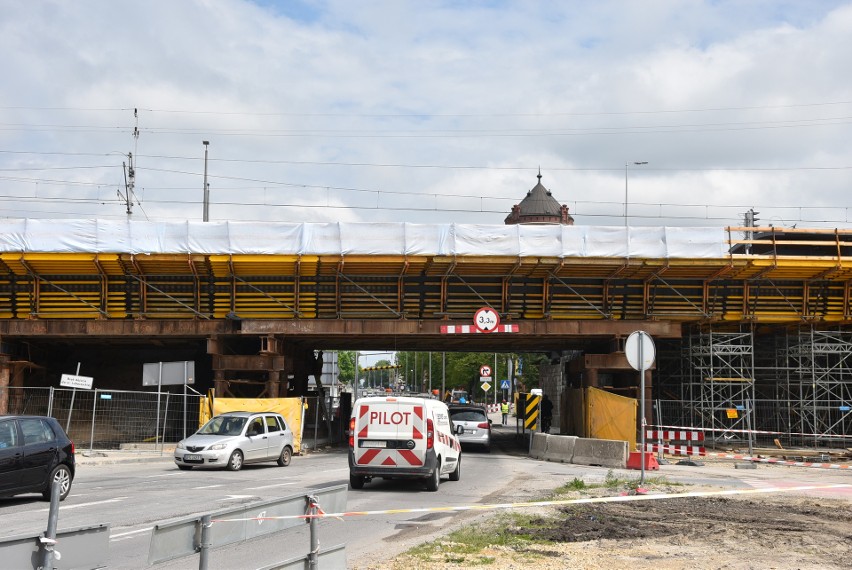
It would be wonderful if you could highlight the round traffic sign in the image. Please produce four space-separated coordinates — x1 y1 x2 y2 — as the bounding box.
479 365 492 377
625 330 656 371
473 307 500 333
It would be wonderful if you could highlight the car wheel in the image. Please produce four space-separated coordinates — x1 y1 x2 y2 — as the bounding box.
277 447 292 467
425 461 441 492
42 464 73 501
449 456 461 481
226 450 244 471
177 465 193 471
349 474 365 489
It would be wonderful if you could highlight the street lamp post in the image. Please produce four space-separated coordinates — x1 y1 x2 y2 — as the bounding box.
624 161 648 227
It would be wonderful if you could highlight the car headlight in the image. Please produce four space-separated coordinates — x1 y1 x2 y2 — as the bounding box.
210 443 227 450
176 441 186 450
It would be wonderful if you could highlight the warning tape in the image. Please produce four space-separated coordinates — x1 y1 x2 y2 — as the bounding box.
209 483 851 523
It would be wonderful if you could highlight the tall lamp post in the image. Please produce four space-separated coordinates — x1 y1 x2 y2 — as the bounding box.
624 161 648 227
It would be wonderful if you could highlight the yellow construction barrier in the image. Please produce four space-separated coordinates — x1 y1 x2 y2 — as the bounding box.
563 387 637 449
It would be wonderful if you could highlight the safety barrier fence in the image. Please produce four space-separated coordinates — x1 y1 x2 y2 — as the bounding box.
148 485 347 569
0 386 337 452
654 399 851 448
1 386 204 451
645 429 706 457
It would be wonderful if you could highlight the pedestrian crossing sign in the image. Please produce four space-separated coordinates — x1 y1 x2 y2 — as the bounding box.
500 380 510 389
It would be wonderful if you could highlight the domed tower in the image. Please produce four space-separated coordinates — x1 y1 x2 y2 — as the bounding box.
504 172 574 225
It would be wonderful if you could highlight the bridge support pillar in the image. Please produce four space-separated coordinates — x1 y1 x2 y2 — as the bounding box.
0 355 8 414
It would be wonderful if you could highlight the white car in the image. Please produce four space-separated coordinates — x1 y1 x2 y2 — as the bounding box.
174 411 294 471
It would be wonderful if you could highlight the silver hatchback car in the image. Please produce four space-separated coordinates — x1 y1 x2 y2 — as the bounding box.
449 405 491 453
174 411 294 471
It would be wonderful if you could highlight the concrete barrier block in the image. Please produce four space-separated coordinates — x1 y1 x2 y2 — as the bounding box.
529 432 549 459
543 435 578 463
571 438 628 469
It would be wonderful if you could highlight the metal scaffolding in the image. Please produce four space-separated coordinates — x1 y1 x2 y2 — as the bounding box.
784 328 852 446
686 328 756 447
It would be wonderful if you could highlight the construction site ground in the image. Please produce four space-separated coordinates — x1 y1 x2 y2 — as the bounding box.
377 466 852 570
352 417 852 570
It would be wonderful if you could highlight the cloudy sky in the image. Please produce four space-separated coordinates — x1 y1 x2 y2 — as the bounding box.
2 0 851 228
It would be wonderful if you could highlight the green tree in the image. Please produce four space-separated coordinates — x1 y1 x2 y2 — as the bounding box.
337 350 356 385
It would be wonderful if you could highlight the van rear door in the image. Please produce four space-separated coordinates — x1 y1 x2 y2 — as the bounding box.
352 399 426 468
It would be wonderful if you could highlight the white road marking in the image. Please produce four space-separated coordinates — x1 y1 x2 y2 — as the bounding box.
37 497 128 512
145 473 182 478
221 495 255 500
245 482 296 490
196 484 225 489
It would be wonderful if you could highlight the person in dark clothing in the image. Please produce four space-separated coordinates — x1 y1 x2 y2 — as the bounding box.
540 394 554 433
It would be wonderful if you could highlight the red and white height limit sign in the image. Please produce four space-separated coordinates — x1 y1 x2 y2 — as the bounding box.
473 306 500 333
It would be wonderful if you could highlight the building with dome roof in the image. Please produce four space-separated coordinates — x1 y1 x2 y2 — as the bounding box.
504 172 574 225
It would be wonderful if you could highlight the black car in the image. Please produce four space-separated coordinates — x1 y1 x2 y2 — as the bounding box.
0 415 75 501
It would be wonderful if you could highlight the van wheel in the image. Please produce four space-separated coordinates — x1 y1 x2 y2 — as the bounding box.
350 474 365 490
425 462 440 492
449 456 461 481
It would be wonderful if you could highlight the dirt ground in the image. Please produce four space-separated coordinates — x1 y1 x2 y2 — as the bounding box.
380 488 852 570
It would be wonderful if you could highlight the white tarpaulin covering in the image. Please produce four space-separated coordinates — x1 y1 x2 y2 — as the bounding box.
0 219 728 258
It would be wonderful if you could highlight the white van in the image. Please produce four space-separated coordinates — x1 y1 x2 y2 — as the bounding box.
348 395 462 491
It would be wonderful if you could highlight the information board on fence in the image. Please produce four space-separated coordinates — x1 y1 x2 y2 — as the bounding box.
60 373 94 390
142 361 195 387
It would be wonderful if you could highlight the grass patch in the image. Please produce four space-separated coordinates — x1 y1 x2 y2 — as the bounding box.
405 512 553 564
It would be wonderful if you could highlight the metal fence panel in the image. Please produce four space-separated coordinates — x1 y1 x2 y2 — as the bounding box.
1 386 202 449
148 485 348 566
263 544 346 570
0 524 110 570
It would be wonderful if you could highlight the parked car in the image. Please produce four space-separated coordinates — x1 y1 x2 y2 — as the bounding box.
0 415 75 501
174 411 294 471
448 404 491 452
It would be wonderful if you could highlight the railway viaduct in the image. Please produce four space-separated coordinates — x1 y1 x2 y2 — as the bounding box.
0 219 850 445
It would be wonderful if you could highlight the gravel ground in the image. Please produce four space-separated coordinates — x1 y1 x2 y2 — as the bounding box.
355 480 852 569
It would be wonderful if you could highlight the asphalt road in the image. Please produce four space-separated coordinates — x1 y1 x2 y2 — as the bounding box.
2 419 849 569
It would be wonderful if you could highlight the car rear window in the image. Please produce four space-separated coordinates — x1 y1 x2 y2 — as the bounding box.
20 418 55 445
0 420 17 448
451 410 487 422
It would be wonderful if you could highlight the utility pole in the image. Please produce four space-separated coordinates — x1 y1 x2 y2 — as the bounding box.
202 141 210 222
121 152 135 215
119 109 140 216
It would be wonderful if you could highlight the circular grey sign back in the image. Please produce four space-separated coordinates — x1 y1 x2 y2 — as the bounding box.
625 331 656 371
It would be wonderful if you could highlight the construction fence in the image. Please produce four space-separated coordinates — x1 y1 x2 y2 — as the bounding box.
0 386 339 451
654 398 851 449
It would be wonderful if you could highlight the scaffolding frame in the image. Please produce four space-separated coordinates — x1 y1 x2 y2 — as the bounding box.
687 327 756 446
784 328 852 446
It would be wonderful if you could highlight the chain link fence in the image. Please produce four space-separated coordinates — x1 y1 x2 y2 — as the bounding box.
1 386 203 451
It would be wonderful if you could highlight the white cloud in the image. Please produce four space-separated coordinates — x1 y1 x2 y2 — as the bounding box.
1 0 851 227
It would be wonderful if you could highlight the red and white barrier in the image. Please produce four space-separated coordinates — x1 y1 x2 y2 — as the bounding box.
646 429 706 457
